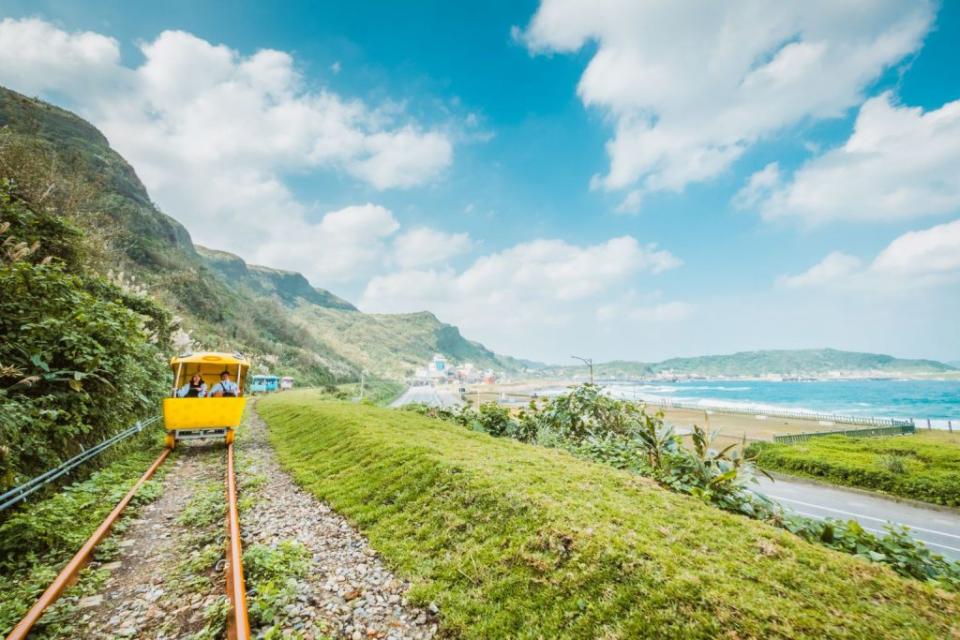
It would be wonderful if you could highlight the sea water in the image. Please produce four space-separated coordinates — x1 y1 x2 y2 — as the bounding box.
601 379 960 427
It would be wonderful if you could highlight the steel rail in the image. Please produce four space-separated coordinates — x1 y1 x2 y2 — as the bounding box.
6 448 170 640
0 416 161 512
225 442 251 640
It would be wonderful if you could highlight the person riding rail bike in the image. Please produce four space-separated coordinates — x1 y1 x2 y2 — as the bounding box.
176 373 207 398
209 370 240 397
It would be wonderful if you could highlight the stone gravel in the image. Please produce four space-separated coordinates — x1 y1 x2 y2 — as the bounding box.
68 445 225 639
237 403 438 640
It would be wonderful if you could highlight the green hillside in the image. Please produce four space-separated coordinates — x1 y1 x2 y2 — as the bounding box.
0 86 517 383
261 392 959 639
653 348 956 376
197 245 522 379
549 348 956 379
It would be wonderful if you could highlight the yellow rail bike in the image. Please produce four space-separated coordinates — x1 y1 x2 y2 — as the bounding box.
163 352 249 448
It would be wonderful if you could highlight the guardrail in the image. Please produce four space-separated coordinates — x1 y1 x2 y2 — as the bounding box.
773 424 916 444
0 416 161 513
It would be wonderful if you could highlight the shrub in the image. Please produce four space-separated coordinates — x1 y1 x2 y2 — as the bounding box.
0 182 170 490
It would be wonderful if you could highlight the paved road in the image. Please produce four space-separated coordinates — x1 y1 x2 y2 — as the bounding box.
390 385 463 408
753 476 960 559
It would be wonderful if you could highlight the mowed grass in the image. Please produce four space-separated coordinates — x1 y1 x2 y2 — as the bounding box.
260 391 959 639
751 431 960 507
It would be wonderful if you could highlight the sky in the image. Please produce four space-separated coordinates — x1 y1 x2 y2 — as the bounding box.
0 0 958 364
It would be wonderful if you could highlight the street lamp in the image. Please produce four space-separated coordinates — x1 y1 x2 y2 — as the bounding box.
571 355 593 385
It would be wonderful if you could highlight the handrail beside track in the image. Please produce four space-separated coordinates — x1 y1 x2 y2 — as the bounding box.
0 416 161 512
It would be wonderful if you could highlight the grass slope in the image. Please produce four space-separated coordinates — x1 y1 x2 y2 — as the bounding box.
260 391 958 639
751 432 960 507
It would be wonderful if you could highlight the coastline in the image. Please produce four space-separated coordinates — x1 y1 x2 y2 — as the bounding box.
466 378 959 438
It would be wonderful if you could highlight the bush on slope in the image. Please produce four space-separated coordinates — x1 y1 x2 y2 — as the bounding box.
260 392 958 640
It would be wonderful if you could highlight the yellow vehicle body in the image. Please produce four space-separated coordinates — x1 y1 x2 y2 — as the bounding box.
164 351 250 447
163 397 246 429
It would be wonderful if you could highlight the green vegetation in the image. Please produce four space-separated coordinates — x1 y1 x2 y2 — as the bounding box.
243 541 311 635
0 180 170 488
549 348 956 378
749 431 960 507
261 391 958 639
292 305 526 379
171 456 231 640
406 386 960 587
0 432 167 637
337 379 405 405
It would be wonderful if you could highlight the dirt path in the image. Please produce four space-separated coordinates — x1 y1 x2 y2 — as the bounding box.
237 404 437 640
67 444 227 639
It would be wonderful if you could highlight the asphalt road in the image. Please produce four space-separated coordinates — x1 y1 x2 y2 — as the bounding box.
752 476 960 559
390 385 463 408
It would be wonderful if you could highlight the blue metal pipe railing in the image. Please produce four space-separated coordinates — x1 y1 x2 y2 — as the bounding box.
0 415 160 512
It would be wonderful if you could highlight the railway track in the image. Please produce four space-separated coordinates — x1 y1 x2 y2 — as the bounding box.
5 443 251 640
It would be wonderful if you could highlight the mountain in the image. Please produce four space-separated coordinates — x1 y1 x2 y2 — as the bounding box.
197 245 523 378
0 86 518 382
548 348 956 379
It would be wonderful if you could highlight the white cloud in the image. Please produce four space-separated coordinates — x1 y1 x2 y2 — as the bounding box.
754 93 960 223
0 20 454 275
519 1 934 206
362 236 684 353
0 18 122 96
597 298 694 323
872 218 960 276
777 251 862 288
347 127 452 189
779 219 960 291
733 162 781 210
393 228 472 268
254 204 400 283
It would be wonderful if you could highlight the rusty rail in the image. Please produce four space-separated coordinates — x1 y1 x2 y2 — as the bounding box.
225 442 251 640
6 448 170 640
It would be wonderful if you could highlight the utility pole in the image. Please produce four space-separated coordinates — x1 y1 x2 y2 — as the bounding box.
359 370 366 401
571 355 593 385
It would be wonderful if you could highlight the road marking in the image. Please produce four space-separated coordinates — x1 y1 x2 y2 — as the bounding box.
790 510 960 555
764 495 960 540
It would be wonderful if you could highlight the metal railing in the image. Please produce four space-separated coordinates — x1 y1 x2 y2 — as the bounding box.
773 424 916 444
0 416 161 512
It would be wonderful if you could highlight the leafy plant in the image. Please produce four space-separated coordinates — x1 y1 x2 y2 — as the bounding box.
0 181 171 490
243 541 311 632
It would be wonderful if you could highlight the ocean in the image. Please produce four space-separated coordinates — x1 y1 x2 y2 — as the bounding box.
600 379 960 427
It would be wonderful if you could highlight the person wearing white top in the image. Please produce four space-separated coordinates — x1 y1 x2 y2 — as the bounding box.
209 371 240 397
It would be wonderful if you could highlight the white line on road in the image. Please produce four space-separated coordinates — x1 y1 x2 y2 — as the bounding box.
788 510 960 554
769 495 960 540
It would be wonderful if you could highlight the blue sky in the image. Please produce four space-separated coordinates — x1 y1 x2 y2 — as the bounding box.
1 1 958 364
